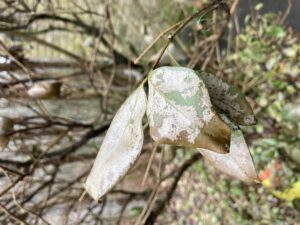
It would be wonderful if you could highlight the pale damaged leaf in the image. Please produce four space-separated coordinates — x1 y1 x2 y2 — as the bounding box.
197 71 256 126
198 115 259 183
84 87 147 201
147 67 231 153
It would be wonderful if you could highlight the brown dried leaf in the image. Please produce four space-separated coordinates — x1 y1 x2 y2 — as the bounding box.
27 80 61 99
0 116 13 151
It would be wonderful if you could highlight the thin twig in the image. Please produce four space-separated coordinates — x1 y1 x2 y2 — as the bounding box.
280 0 293 24
141 143 158 186
151 4 216 69
134 21 182 64
143 153 202 225
0 202 31 225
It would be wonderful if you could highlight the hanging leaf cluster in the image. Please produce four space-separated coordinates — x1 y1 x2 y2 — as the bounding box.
85 67 259 202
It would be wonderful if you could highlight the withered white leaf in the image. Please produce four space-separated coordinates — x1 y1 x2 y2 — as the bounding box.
198 115 259 183
147 67 231 153
84 87 147 201
197 71 256 126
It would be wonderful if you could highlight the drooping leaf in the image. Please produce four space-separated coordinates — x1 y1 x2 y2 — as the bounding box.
147 67 231 153
84 87 147 201
198 114 259 183
197 71 256 126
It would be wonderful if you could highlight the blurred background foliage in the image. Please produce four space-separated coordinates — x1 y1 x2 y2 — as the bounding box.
162 6 300 224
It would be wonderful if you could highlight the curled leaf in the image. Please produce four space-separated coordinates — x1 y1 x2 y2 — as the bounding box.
197 71 256 126
85 87 147 201
147 67 231 153
198 115 259 183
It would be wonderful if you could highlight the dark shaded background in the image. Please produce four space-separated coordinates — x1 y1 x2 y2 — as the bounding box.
238 0 300 30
